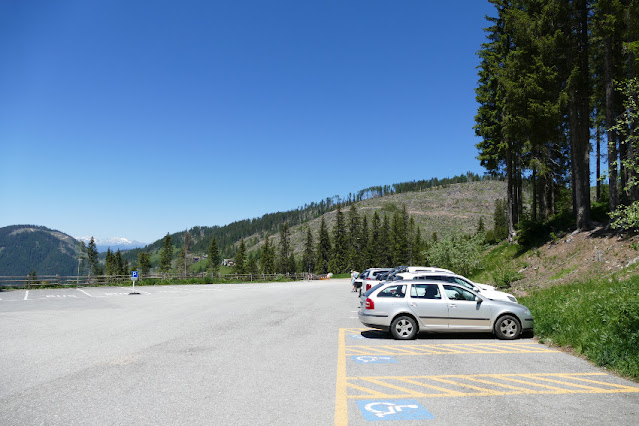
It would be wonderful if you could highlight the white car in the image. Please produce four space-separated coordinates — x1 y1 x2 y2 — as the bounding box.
395 271 518 303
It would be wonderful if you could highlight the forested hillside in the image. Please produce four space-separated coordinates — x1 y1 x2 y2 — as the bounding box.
122 178 506 275
0 225 83 275
124 172 492 263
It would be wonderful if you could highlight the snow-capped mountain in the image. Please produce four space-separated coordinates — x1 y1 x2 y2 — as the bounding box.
76 236 146 253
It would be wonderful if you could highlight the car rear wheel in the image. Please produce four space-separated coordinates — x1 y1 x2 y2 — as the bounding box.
494 315 521 340
390 316 418 340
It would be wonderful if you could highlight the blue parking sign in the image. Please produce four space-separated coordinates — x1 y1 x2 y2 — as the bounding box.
131 271 138 279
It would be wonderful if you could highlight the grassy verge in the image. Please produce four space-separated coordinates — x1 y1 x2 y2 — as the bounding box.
519 277 639 381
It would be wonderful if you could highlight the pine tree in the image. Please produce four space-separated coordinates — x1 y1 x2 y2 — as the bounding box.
87 237 99 277
379 215 392 267
247 255 259 275
391 205 409 265
208 236 220 274
331 206 348 273
115 249 124 275
347 204 362 271
105 248 115 276
370 212 383 266
302 227 315 274
278 223 292 273
360 214 371 268
412 226 424 266
159 233 173 274
181 230 191 276
261 235 275 274
477 216 486 234
138 252 151 275
316 217 331 274
235 238 247 274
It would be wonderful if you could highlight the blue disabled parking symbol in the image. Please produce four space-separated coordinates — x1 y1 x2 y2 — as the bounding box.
352 356 398 364
357 399 434 421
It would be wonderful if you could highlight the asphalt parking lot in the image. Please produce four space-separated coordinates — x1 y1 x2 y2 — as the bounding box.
1 279 638 425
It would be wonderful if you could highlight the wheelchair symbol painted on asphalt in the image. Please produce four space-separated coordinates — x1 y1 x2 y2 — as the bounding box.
357 399 434 421
352 356 398 364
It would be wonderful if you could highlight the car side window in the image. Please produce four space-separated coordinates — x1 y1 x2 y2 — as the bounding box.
410 284 441 299
452 277 473 290
443 285 476 301
377 285 407 298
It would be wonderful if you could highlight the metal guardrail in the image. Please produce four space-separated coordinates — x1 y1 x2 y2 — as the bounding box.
0 272 327 289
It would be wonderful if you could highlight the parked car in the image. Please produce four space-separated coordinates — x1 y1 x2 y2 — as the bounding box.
394 271 518 303
358 280 533 340
378 265 454 282
356 268 393 293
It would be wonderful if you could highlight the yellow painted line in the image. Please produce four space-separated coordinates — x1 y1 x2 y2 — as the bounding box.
334 328 348 426
344 342 557 356
554 374 639 391
345 381 391 398
399 378 468 396
524 376 606 391
464 376 535 392
345 374 639 399
427 376 503 395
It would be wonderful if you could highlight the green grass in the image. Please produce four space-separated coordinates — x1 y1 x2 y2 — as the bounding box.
519 277 639 381
469 242 520 285
549 266 577 281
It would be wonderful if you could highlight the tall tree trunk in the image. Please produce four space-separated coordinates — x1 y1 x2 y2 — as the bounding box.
532 167 537 221
596 126 601 202
605 35 620 211
570 0 592 231
506 145 515 242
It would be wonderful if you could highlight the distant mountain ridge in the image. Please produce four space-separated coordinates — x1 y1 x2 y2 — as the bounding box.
0 225 83 276
75 236 146 253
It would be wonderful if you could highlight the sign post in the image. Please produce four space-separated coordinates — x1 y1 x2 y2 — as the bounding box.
129 271 140 295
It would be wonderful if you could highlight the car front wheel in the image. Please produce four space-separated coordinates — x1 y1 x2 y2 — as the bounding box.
390 315 418 340
494 315 521 340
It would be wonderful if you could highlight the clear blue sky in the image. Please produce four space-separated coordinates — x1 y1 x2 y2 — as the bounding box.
1 0 496 243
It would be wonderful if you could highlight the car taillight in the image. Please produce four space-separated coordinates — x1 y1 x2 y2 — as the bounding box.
366 284 371 291
365 298 374 309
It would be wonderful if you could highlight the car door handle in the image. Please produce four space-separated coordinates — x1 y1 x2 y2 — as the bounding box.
409 303 417 307
449 304 457 308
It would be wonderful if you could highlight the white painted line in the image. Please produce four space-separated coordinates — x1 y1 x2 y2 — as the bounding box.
77 288 93 297
24 291 29 300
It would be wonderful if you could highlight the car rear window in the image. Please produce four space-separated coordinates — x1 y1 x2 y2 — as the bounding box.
363 283 384 297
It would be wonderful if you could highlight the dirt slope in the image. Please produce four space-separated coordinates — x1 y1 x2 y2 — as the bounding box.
511 226 639 296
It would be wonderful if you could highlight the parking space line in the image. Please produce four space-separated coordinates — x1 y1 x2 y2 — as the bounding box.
335 328 348 426
77 289 93 297
24 291 29 300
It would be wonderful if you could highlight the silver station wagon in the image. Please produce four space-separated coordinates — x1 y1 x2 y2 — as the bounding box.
358 280 534 340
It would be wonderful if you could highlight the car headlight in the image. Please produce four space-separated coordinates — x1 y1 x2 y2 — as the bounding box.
508 296 517 303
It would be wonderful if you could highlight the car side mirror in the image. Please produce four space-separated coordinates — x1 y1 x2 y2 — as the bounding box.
475 296 482 303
